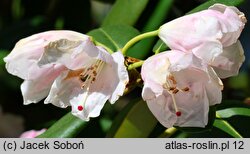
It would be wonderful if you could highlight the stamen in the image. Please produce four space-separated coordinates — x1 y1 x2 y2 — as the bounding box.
169 87 176 91
168 75 177 84
182 87 189 92
164 74 185 117
172 88 179 94
170 93 181 117
77 60 105 111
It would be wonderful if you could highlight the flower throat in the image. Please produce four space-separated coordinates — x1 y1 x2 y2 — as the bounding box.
163 74 189 117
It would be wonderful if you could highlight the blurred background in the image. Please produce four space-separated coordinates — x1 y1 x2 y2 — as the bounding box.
0 0 249 137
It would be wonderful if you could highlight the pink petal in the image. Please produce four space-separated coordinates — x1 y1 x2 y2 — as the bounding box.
38 39 113 70
212 41 245 78
19 129 46 138
21 64 66 104
4 30 88 80
141 51 222 127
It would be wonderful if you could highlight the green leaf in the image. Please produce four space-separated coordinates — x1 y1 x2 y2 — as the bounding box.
37 112 87 138
217 107 250 119
153 39 168 53
0 50 9 66
106 98 138 137
213 119 243 138
127 0 173 59
228 73 248 89
108 99 158 138
188 0 245 14
102 0 149 26
88 25 140 52
100 117 112 132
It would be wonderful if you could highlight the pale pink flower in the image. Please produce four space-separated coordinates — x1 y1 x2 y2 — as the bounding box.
4 31 128 121
19 129 46 138
141 51 223 128
159 4 246 78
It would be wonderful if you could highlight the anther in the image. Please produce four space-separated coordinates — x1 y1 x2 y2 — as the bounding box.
182 87 189 92
172 89 179 94
80 75 88 82
169 87 176 91
168 75 177 84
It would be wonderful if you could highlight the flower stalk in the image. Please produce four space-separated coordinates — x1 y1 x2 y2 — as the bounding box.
122 30 159 55
127 61 144 70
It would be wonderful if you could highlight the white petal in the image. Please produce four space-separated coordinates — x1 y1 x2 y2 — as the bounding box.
146 81 209 128
192 41 223 65
146 94 176 128
71 91 109 121
20 64 66 104
108 51 129 103
141 51 221 128
212 41 245 78
141 52 171 85
44 70 81 108
75 62 127 119
38 39 113 70
170 68 211 127
159 5 245 51
173 83 209 127
205 67 223 106
4 30 88 80
45 63 122 120
159 12 223 51
142 81 163 100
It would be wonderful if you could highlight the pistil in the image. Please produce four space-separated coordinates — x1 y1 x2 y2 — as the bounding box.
77 60 105 111
163 74 189 117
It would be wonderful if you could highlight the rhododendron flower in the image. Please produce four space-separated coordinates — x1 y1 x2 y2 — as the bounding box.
4 31 129 121
141 51 223 128
159 4 246 78
20 129 46 138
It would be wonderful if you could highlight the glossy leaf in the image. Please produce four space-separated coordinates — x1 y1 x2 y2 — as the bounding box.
127 0 173 59
100 117 112 132
108 99 158 138
213 119 243 138
217 108 250 119
102 0 149 26
37 113 87 138
106 98 138 137
88 25 140 52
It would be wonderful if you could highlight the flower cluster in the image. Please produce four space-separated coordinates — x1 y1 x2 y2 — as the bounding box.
3 3 246 129
141 4 246 127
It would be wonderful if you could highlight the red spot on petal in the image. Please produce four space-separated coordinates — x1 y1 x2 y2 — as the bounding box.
176 111 181 117
78 105 83 111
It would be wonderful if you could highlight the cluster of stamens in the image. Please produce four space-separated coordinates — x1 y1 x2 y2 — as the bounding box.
163 74 189 117
77 60 105 111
